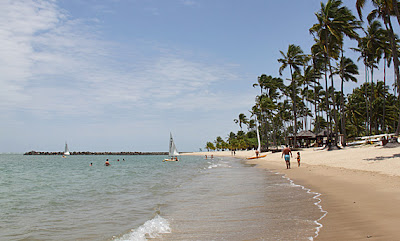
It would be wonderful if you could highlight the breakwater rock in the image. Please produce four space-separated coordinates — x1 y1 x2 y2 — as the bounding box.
24 151 168 155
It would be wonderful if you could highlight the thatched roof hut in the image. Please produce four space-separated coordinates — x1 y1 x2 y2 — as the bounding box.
288 130 317 148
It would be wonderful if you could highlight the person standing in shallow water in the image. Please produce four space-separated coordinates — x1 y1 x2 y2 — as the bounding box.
281 145 292 169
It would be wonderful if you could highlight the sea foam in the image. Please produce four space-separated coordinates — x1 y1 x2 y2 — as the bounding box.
113 215 171 241
282 174 328 240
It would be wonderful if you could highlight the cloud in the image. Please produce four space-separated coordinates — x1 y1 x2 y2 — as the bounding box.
0 0 247 121
0 0 62 106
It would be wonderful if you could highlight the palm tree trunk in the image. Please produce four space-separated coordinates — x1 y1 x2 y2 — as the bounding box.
312 57 320 133
341 76 346 146
329 61 338 147
324 55 331 147
365 65 370 136
371 67 375 134
273 118 277 148
290 65 297 147
303 95 306 130
340 51 347 146
383 58 387 132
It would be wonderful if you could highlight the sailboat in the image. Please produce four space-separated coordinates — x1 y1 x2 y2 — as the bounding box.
63 142 70 157
163 133 179 162
247 123 267 159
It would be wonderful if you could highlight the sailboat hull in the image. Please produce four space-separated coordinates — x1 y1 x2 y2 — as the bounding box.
247 154 267 160
163 158 179 162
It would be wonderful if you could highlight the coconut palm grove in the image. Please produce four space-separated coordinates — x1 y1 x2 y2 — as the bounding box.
205 0 400 152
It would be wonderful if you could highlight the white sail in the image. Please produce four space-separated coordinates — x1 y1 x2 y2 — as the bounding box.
169 133 179 156
64 142 70 155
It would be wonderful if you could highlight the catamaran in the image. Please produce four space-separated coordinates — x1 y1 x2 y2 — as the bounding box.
163 133 179 162
63 142 70 157
247 122 267 159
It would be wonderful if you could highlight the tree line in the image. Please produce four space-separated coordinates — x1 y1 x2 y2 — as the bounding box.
205 0 400 151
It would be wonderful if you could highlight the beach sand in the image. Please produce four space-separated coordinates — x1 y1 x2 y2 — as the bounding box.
182 145 400 240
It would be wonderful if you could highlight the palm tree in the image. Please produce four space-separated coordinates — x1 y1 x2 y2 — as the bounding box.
356 0 400 135
311 41 331 134
234 113 248 131
298 62 318 131
206 142 215 152
253 74 268 95
360 20 386 133
311 82 325 133
333 56 359 145
379 28 393 131
310 0 360 147
276 100 292 145
353 37 373 135
214 136 225 151
278 44 305 147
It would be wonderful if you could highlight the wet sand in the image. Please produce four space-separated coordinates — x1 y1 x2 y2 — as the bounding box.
183 145 400 240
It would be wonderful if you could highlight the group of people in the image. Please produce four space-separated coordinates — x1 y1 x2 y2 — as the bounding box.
281 145 300 169
104 158 126 166
88 158 126 166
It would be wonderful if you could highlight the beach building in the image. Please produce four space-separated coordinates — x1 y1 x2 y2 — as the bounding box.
287 130 317 148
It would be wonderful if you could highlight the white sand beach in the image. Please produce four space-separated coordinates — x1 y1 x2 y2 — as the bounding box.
182 144 400 240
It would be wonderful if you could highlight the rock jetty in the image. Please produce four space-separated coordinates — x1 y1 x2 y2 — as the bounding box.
24 151 168 155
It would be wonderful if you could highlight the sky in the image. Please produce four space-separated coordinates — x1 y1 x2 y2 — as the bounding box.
0 0 391 153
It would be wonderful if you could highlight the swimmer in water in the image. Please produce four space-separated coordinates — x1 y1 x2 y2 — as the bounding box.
105 159 110 166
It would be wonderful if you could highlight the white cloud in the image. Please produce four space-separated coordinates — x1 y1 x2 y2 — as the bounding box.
0 0 247 120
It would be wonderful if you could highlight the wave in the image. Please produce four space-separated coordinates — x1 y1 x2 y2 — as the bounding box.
278 173 328 240
205 159 232 169
113 215 171 241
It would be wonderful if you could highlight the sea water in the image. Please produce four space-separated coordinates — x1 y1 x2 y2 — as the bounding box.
0 154 324 240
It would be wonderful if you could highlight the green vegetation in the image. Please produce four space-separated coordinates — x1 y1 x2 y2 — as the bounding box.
206 0 400 151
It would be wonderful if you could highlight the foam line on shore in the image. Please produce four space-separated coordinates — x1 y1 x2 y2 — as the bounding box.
277 172 328 240
113 215 171 241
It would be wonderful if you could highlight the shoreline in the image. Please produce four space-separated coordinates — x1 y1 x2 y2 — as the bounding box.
182 145 400 240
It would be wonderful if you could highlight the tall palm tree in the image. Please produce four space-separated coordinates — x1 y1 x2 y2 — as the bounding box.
310 0 360 147
364 20 386 133
353 37 373 135
333 56 359 145
379 29 393 132
276 100 292 145
278 44 304 147
311 41 330 134
356 0 400 135
298 62 318 131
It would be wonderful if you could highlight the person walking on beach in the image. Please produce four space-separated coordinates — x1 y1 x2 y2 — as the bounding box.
281 145 292 169
296 152 301 167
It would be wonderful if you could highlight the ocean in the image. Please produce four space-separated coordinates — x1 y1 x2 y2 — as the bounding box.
0 154 324 241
